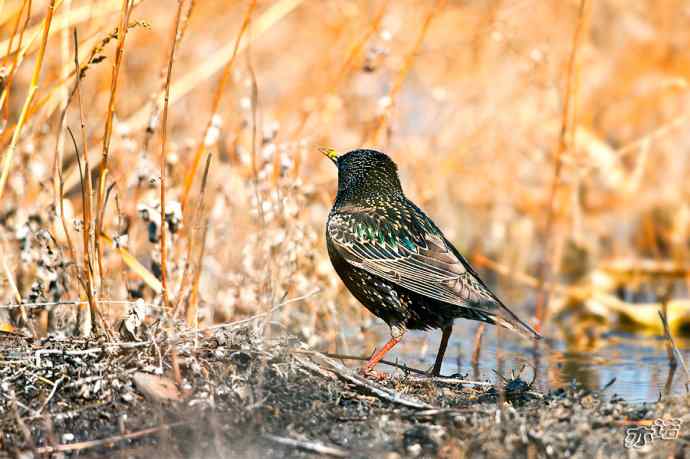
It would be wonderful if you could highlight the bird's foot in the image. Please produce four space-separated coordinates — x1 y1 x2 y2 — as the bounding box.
358 366 390 381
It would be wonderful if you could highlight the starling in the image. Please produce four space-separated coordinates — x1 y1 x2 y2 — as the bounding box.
322 148 541 376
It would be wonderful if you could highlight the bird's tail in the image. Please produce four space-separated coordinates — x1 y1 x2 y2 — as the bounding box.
492 302 543 341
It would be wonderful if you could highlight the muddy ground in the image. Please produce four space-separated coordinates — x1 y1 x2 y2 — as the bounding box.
0 323 688 458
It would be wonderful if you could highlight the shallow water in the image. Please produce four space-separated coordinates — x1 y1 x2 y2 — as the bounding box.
348 320 689 403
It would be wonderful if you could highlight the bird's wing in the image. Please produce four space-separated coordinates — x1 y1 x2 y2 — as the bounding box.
328 203 541 339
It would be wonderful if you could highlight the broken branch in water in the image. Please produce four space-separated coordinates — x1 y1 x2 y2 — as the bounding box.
658 309 690 392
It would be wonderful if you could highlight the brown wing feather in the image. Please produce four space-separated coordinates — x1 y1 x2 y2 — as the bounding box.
328 204 541 339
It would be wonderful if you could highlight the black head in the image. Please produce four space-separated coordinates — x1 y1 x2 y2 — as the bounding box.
321 148 403 205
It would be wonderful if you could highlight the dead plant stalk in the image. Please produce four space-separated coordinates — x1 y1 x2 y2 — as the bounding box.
369 0 445 145
160 0 187 309
0 0 32 129
180 0 256 211
52 24 87 336
67 27 101 337
0 0 59 203
658 310 690 391
95 0 133 295
534 0 589 332
181 153 212 326
63 0 302 197
70 126 97 336
0 236 36 337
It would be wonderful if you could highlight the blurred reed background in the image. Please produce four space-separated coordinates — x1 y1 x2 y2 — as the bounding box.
0 0 689 362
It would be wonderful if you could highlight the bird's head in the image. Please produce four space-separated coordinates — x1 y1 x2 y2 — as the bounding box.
320 148 403 205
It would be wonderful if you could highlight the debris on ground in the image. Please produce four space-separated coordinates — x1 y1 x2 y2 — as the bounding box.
0 324 688 458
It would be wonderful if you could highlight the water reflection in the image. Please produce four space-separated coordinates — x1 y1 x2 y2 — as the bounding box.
340 319 689 402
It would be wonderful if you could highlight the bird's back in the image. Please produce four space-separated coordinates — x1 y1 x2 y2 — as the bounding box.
327 194 541 339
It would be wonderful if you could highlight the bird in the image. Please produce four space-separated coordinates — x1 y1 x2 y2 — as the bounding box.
321 148 541 376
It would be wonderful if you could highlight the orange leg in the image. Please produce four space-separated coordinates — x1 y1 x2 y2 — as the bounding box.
362 336 401 374
431 324 453 376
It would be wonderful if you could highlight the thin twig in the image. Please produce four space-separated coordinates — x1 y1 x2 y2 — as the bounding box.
185 215 208 327
180 0 256 210
0 299 167 310
369 0 445 145
0 0 58 202
658 310 690 392
318 351 426 375
245 13 274 315
471 324 485 369
124 0 303 131
308 351 494 386
51 0 75 296
36 376 66 415
183 288 321 335
404 375 493 387
297 354 432 409
263 434 349 458
68 125 97 336
95 0 133 297
34 421 191 454
0 0 34 131
159 0 186 309
60 0 302 197
534 0 589 332
12 394 36 454
183 153 213 325
0 235 37 337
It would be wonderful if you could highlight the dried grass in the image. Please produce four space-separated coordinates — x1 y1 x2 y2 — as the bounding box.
0 0 688 361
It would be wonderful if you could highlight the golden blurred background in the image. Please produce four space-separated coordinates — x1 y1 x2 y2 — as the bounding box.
0 1 689 392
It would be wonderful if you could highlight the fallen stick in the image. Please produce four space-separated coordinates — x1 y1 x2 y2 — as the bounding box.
264 434 349 458
34 421 191 454
403 375 493 387
36 375 66 415
319 351 427 375
317 351 493 386
296 353 432 410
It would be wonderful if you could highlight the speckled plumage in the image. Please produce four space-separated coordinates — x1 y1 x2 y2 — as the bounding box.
325 149 541 363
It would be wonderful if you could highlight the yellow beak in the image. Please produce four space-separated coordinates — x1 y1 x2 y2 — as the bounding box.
319 147 339 163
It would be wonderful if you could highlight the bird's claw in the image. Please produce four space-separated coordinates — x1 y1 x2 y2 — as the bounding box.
358 366 390 381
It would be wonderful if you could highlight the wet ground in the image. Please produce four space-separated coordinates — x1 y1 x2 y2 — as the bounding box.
1 323 688 458
356 321 690 403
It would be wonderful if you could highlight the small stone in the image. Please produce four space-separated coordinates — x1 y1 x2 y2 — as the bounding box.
133 372 181 402
406 444 422 457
